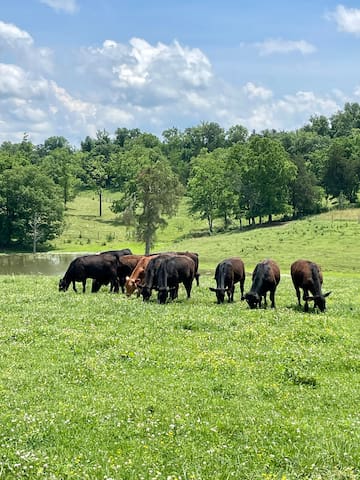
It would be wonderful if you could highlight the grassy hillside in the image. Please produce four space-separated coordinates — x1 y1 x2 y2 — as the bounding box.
53 190 360 275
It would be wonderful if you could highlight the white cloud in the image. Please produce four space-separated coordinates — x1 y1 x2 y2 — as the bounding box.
243 82 273 100
326 4 360 35
39 0 78 14
0 20 53 72
82 37 212 97
254 38 317 55
0 20 33 47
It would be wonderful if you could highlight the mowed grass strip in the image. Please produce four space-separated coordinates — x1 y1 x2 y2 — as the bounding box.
0 273 359 479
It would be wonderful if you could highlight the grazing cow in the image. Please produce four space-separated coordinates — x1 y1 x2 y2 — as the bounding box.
125 254 158 297
98 248 132 259
156 255 195 304
59 254 120 293
92 254 142 293
245 259 280 309
139 254 171 301
290 259 331 312
209 257 245 304
174 252 200 286
152 251 200 286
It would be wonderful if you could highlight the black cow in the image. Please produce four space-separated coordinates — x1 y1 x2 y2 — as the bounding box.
156 255 195 304
139 254 171 301
59 254 120 293
98 248 132 259
92 254 141 293
152 251 200 286
209 257 245 304
291 259 331 312
245 259 280 309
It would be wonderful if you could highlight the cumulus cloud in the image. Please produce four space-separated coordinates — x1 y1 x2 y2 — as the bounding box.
0 20 352 146
39 0 78 14
243 82 273 100
0 20 53 72
326 4 360 35
254 38 316 55
81 37 212 100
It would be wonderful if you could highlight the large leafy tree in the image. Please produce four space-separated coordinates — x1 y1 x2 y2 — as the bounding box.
187 148 239 232
289 155 323 217
241 136 297 222
40 147 81 206
322 137 360 203
111 147 183 254
0 164 64 250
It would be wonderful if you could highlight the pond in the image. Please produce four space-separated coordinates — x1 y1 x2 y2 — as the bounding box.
0 253 83 276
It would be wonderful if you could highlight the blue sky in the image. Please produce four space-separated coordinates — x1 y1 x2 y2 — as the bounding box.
1 0 360 146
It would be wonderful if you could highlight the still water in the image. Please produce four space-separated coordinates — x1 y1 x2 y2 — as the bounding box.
0 253 83 276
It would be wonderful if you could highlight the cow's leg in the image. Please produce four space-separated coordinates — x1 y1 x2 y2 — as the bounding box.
72 281 77 293
240 280 245 301
183 280 192 299
303 289 309 312
195 273 200 287
229 285 234 302
82 280 86 293
270 289 276 308
294 286 301 306
263 293 267 308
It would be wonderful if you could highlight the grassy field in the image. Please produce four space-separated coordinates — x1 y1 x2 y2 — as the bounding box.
0 274 359 479
1 191 360 479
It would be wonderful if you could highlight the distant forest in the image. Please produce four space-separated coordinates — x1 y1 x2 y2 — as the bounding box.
1 101 360 250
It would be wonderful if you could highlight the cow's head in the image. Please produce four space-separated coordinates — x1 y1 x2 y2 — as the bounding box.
58 278 68 292
304 291 331 312
245 291 260 309
125 276 137 296
209 287 227 304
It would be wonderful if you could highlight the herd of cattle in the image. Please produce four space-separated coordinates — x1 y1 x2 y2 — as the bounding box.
58 248 331 311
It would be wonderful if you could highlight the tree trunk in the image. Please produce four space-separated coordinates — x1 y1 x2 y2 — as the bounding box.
207 215 213 234
145 237 151 255
99 189 102 217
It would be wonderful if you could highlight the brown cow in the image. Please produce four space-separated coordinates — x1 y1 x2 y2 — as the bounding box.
125 254 159 296
291 259 331 312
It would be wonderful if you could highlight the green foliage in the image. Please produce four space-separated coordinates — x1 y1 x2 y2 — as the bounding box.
0 164 64 249
0 273 359 479
240 136 297 220
111 147 183 253
187 148 239 232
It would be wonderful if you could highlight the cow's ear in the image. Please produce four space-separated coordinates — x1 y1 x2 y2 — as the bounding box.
135 278 141 285
209 287 216 292
324 291 332 297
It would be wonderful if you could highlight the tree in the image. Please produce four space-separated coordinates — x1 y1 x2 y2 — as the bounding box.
322 137 360 203
289 155 323 217
240 136 297 222
330 102 360 137
111 148 183 254
0 164 64 250
40 147 81 206
187 149 239 232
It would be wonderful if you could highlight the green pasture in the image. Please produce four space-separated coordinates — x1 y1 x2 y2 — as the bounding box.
0 272 359 479
53 191 360 274
1 190 360 479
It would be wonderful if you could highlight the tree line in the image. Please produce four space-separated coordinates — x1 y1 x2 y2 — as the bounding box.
1 102 360 252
